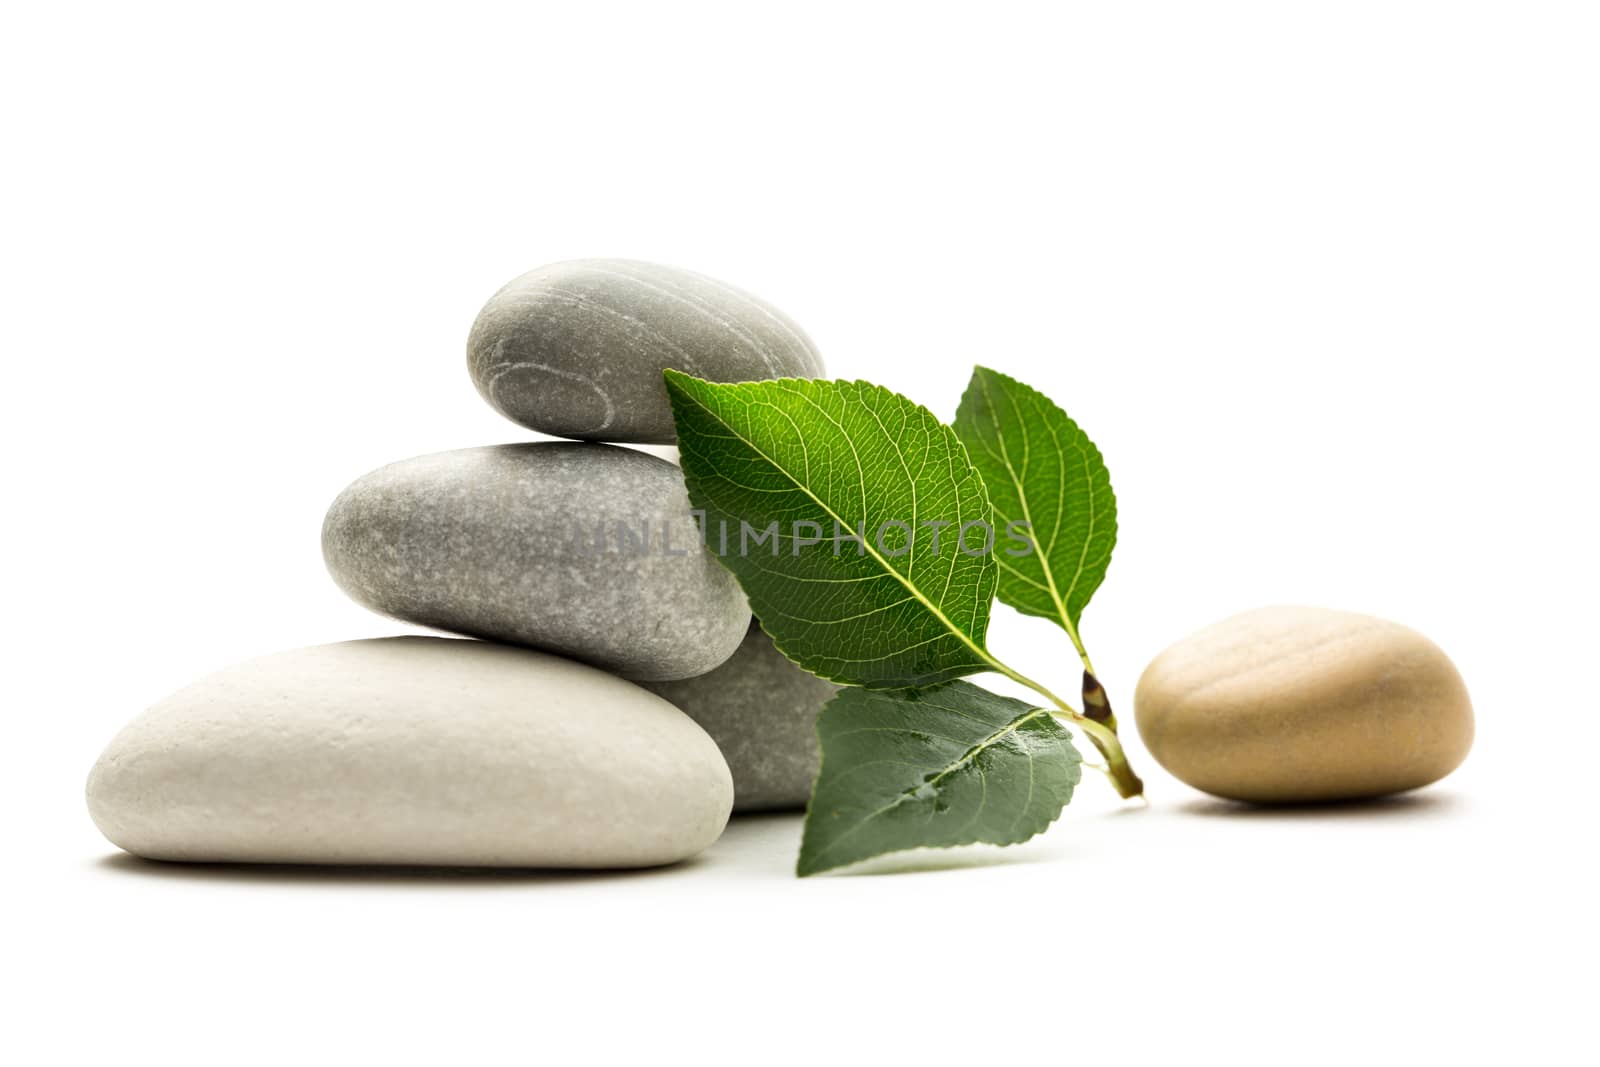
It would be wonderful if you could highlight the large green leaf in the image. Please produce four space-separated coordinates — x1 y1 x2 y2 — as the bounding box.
665 372 999 689
953 366 1117 641
798 681 1082 876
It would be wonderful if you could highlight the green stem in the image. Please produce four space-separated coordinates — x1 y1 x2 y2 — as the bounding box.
985 659 1144 799
1066 714 1144 799
1059 615 1097 678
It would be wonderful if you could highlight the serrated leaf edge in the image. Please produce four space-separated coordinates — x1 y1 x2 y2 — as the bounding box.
664 370 1004 689
956 364 1117 639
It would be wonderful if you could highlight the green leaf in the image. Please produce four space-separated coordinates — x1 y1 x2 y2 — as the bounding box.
798 681 1082 876
953 366 1117 645
665 372 999 689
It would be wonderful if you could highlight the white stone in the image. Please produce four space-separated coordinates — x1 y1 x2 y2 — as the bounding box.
86 637 734 867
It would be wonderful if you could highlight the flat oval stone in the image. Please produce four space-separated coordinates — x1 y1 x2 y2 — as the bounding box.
322 443 749 681
1135 606 1474 803
467 258 825 443
86 638 734 867
644 622 840 811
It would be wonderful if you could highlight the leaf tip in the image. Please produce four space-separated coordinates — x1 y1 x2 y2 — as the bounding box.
794 840 832 878
660 366 697 391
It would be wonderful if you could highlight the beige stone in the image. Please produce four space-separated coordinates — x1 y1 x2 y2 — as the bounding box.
1134 606 1473 803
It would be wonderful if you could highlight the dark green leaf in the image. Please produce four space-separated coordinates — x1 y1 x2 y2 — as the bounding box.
798 681 1081 876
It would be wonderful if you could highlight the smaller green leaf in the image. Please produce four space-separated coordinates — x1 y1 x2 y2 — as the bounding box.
953 366 1117 646
798 681 1081 876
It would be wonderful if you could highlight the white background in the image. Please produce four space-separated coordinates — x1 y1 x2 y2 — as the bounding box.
5 2 1596 1063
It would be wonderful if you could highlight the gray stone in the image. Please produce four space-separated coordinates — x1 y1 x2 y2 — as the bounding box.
644 622 840 811
467 258 825 443
322 443 749 682
86 638 734 867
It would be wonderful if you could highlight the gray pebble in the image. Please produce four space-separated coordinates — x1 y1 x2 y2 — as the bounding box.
467 258 825 443
322 443 750 681
645 622 840 811
86 638 734 867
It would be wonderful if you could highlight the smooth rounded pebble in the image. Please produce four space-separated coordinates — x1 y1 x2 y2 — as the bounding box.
1134 606 1474 804
467 258 825 443
644 622 840 812
322 443 750 682
86 638 735 867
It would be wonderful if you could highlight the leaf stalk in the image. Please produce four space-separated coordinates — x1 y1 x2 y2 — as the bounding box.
984 659 1145 799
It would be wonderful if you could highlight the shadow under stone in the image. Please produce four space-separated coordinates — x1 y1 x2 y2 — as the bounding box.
93 850 704 888
1175 789 1464 821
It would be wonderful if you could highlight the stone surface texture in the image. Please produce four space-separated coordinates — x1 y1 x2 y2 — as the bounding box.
1135 605 1474 804
467 258 825 443
645 622 840 811
322 442 750 681
86 638 735 867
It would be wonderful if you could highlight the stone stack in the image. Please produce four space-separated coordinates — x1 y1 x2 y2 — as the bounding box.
87 259 837 868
